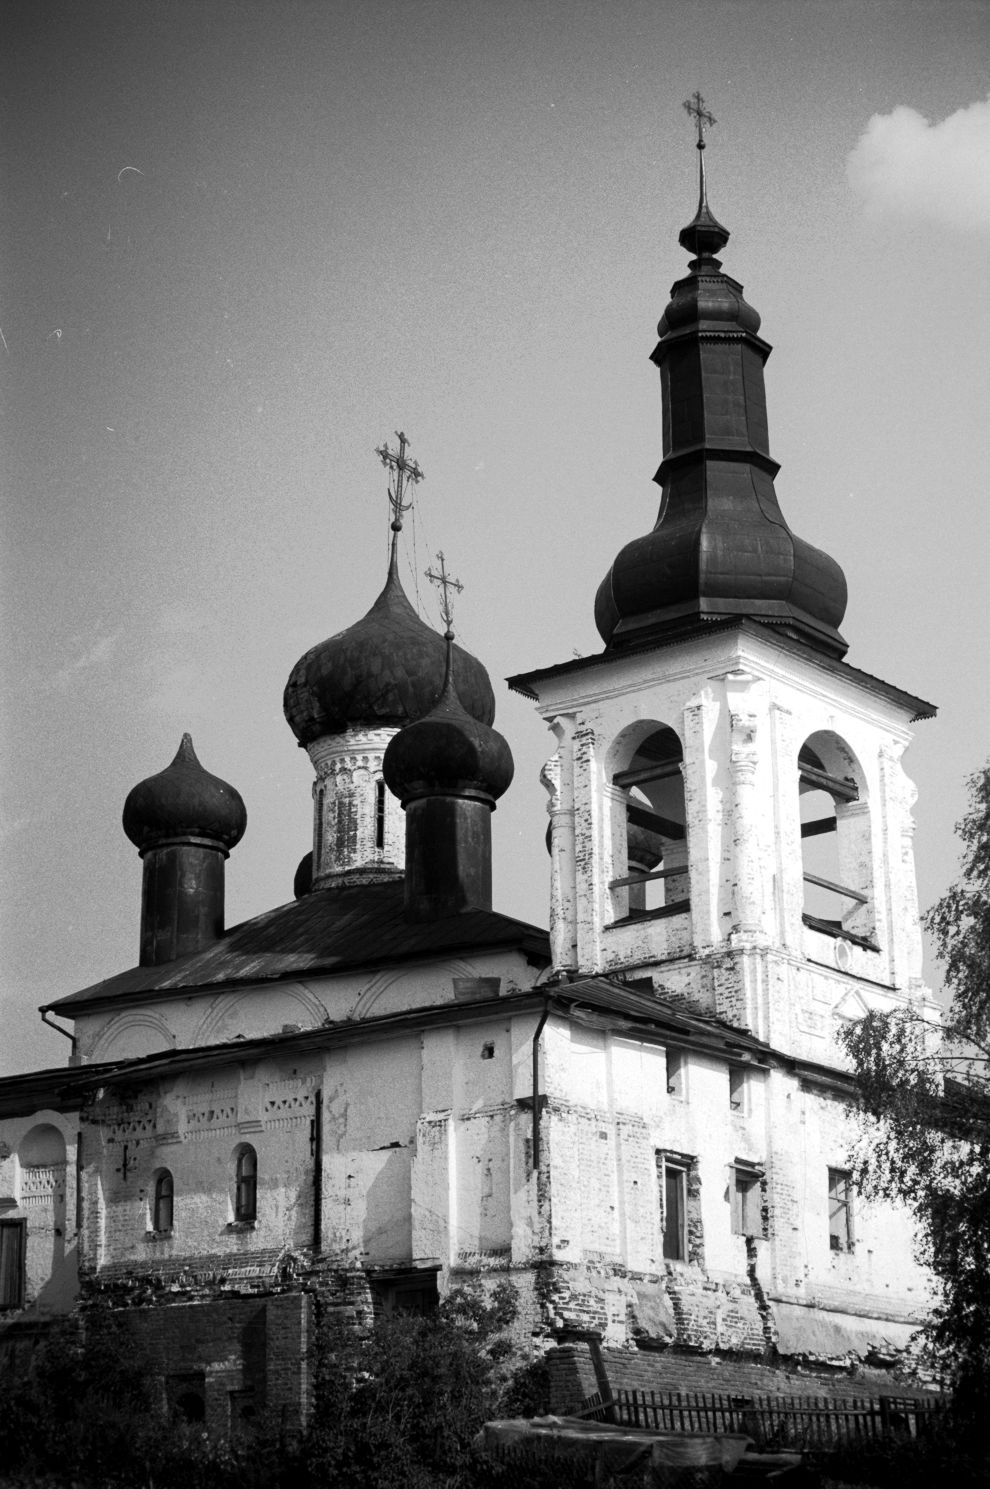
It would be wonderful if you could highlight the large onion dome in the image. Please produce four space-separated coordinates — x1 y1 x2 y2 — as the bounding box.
122 734 247 852
594 141 847 659
284 551 496 745
383 643 514 808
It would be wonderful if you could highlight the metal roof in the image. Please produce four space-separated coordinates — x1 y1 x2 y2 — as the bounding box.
508 617 937 722
44 880 550 1016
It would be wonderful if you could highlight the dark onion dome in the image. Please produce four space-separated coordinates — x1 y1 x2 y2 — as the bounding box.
284 552 496 745
383 643 514 808
594 167 848 660
122 734 247 853
294 850 313 899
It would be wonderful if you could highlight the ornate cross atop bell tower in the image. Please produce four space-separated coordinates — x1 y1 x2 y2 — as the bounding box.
510 106 939 1063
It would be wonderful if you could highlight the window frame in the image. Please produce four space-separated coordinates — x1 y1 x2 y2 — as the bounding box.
828 1167 855 1253
730 1162 765 1238
234 1146 258 1224
153 1169 174 1234
660 1157 689 1262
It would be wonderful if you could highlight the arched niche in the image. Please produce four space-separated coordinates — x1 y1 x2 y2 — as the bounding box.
606 721 689 924
798 731 876 948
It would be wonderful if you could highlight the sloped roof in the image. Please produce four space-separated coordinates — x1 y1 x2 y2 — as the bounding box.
44 881 550 1017
13 971 860 1107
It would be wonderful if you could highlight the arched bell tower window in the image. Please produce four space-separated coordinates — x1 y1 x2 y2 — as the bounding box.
609 724 689 924
798 735 876 950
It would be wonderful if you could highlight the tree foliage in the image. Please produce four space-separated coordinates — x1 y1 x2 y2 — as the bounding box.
840 762 990 1429
0 1282 553 1489
300 1279 529 1489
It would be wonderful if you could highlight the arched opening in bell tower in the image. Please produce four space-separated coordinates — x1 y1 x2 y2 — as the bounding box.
798 733 876 950
607 723 689 924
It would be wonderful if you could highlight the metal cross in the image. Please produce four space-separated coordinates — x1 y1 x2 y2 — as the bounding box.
683 91 716 148
425 550 464 635
375 430 424 530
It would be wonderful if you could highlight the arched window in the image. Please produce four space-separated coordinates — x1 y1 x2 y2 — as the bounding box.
153 1170 174 1233
609 725 689 922
234 1145 257 1223
798 735 875 949
375 779 386 851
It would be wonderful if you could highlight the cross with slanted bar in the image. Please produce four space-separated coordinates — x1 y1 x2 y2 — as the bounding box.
375 431 424 531
425 550 464 636
683 90 716 148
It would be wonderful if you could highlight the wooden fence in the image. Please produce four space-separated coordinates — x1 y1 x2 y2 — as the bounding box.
585 1387 943 1449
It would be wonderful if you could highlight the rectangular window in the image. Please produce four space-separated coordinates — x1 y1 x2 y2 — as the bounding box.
828 1168 854 1252
370 1271 440 1316
666 1050 686 1100
0 1220 26 1309
661 1160 688 1261
729 1067 748 1113
731 1164 764 1237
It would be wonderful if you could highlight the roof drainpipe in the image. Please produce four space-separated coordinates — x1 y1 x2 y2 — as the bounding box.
41 1008 78 1065
532 998 550 1172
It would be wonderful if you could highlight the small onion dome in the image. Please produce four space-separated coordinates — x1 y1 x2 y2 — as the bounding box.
122 734 247 853
383 646 514 809
294 850 314 899
284 557 496 746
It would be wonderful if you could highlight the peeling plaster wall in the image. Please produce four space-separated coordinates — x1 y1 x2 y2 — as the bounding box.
534 1016 930 1365
532 627 938 1053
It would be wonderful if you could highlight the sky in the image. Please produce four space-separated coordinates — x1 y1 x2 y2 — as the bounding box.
2 0 989 1077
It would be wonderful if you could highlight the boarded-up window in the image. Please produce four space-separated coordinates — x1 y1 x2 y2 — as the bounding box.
0 1220 26 1309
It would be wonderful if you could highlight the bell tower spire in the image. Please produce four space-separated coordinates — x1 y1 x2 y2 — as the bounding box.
594 98 847 659
679 91 730 261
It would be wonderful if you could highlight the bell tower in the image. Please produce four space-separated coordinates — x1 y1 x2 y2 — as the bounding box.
510 100 939 1060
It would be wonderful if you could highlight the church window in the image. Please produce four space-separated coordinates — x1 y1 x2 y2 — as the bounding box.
370 1268 440 1316
657 1150 701 1264
799 737 876 950
314 783 327 869
730 1162 765 1237
153 1169 174 1233
828 1168 854 1252
234 1146 257 1223
375 779 386 851
662 1162 687 1259
610 725 689 924
729 1066 748 1113
666 1049 686 1099
0 1219 26 1309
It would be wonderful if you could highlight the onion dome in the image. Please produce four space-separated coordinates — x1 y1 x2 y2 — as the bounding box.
284 547 496 745
594 137 847 659
294 851 313 899
122 734 247 853
383 639 514 808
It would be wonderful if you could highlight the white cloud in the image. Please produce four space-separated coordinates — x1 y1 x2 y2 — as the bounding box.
847 96 990 233
51 632 120 692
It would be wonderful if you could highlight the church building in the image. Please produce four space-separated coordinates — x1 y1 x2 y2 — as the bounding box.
0 118 940 1429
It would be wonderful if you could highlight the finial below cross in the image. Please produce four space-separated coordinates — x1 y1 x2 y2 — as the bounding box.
425 550 464 637
683 91 716 149
375 430 424 532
